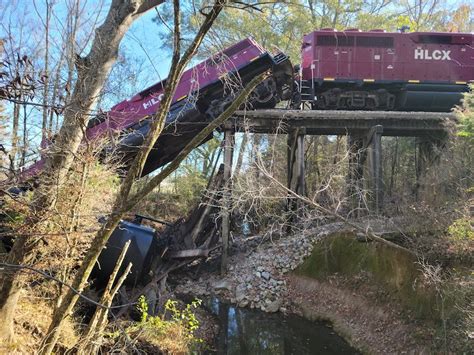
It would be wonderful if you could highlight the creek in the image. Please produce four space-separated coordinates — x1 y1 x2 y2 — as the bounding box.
206 297 359 355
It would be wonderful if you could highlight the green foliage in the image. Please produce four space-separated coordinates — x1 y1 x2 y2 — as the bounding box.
155 1 472 65
137 295 149 322
457 86 474 140
447 218 474 244
131 296 203 353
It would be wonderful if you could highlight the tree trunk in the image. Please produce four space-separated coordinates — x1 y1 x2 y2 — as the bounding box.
42 0 51 141
20 104 27 168
8 103 19 174
234 131 248 176
39 2 227 352
42 70 262 355
0 0 165 344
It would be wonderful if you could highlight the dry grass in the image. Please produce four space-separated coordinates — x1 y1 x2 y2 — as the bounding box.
1 143 120 352
0 297 79 354
135 321 193 354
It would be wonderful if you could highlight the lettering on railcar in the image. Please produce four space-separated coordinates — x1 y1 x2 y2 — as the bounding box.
414 48 451 60
143 94 164 109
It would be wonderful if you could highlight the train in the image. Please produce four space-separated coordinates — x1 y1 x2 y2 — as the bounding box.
21 29 474 181
21 37 293 180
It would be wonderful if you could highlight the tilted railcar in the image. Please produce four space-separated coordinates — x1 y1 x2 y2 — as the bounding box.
21 38 292 180
299 29 474 111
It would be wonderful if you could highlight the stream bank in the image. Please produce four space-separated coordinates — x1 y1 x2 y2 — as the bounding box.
174 220 471 353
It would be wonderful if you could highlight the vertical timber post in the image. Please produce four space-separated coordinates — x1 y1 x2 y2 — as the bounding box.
286 128 306 229
221 127 234 274
415 135 445 198
347 135 364 217
366 125 384 214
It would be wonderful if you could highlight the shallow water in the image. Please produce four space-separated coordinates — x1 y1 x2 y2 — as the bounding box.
206 298 359 355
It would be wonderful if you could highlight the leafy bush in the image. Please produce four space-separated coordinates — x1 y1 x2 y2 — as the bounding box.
447 218 474 251
128 296 203 354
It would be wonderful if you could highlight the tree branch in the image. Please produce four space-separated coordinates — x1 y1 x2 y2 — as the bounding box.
126 72 268 211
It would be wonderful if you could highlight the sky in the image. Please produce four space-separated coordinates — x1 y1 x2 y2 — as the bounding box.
0 0 175 154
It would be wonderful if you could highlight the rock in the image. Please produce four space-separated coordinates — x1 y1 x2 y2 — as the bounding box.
238 300 249 307
212 280 232 291
266 299 282 313
255 271 261 278
261 271 271 280
235 284 247 302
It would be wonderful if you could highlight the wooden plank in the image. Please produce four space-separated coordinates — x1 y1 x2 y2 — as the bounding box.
286 129 305 229
168 249 210 259
233 109 457 120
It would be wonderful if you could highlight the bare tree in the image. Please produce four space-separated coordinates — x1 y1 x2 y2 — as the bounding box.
0 0 165 343
39 1 235 353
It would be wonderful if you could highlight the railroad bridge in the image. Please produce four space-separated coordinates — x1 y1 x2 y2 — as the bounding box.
220 109 457 218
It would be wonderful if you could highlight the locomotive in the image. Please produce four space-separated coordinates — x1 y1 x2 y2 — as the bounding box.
21 29 474 181
298 29 473 111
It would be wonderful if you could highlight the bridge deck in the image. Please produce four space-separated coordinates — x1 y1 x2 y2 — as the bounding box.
230 110 457 136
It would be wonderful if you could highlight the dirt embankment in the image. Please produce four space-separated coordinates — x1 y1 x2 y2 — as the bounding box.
174 221 445 354
287 275 431 353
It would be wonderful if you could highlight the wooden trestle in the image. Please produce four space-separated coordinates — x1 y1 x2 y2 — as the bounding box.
219 109 456 270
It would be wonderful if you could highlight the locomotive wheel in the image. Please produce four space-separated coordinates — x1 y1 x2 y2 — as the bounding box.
252 96 278 109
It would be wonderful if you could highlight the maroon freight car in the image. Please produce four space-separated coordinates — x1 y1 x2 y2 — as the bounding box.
19 38 293 180
299 29 474 111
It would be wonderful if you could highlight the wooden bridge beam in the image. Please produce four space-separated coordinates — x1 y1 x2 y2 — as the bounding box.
287 128 306 224
365 125 384 214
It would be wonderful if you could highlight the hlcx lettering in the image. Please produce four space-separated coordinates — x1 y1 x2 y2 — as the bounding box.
414 48 451 60
143 94 164 109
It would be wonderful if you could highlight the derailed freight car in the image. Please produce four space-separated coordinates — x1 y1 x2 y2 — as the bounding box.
21 37 293 180
299 29 474 111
